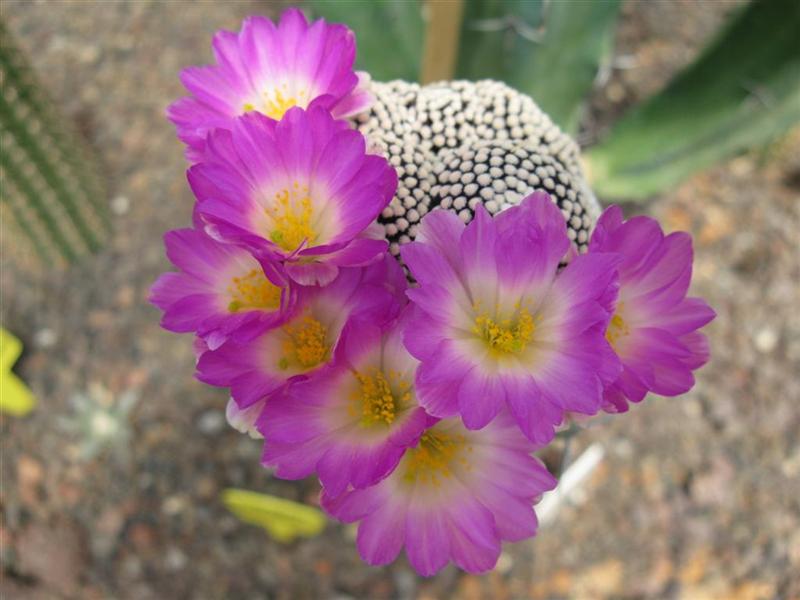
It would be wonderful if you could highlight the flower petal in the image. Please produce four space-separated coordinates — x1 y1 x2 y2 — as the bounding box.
458 369 506 430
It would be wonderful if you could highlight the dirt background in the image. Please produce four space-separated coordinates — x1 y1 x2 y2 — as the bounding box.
2 1 799 598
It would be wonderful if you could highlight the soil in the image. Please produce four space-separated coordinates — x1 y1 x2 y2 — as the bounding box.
2 1 798 598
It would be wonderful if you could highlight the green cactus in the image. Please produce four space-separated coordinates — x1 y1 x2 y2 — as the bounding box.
0 20 109 266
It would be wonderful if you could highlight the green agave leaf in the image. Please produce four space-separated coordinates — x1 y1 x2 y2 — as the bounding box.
455 0 621 133
585 0 800 200
306 1 425 82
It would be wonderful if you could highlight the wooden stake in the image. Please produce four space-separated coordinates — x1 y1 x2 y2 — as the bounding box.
420 0 465 84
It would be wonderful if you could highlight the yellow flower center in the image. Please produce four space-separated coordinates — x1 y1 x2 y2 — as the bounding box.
605 308 630 350
350 369 411 427
402 430 472 488
227 269 282 313
267 183 316 252
279 315 329 371
243 86 308 120
473 303 536 354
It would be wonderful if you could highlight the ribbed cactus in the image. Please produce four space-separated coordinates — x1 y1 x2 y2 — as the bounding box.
0 20 109 266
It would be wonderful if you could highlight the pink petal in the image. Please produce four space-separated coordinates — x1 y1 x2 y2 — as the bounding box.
504 376 562 444
447 496 501 574
415 371 461 418
357 503 407 566
458 369 506 430
405 509 451 576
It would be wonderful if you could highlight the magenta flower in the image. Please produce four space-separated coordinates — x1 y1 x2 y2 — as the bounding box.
260 317 428 498
402 192 621 444
588 205 715 412
322 412 556 576
190 107 397 286
195 257 404 412
149 227 296 349
168 8 373 161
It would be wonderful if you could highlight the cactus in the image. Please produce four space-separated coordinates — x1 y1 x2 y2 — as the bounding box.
0 20 109 266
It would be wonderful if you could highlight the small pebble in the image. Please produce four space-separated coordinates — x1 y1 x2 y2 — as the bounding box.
33 328 58 349
197 410 225 435
754 327 778 353
111 195 130 215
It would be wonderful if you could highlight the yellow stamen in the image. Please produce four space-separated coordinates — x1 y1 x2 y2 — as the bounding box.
350 369 411 427
267 183 316 252
243 85 308 120
227 269 282 313
402 430 471 488
605 306 630 350
279 315 328 371
472 302 536 354
264 88 298 120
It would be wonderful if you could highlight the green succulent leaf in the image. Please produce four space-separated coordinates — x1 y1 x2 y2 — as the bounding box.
306 0 425 82
455 0 621 133
1 328 36 417
585 0 800 200
222 488 327 543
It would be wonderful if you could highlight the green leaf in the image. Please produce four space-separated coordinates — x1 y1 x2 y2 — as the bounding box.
1 328 36 417
585 1 800 200
306 1 425 82
221 488 327 543
455 0 621 133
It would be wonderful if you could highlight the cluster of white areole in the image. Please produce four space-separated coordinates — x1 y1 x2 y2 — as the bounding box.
356 79 601 258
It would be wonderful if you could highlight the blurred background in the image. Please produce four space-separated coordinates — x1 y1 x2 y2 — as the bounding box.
1 1 798 598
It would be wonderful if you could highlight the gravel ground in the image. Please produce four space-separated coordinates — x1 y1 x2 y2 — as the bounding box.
2 1 798 598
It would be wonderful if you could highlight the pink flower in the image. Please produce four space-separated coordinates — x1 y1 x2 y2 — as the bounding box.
149 227 296 349
322 412 556 576
588 205 715 412
168 8 373 161
401 192 621 444
190 107 397 286
260 315 428 498
195 256 405 412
